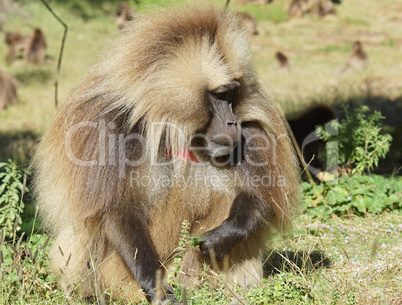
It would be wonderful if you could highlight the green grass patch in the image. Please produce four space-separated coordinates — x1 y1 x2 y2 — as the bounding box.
234 3 289 23
315 43 351 53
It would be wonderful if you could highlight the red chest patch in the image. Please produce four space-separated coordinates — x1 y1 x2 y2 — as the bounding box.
165 147 199 163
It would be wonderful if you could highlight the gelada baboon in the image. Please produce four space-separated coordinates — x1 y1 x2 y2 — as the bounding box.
33 4 300 303
25 28 46 64
236 11 259 35
345 40 368 70
5 26 46 64
116 2 135 31
232 0 273 4
275 51 291 71
310 0 335 17
288 0 309 18
4 27 31 63
0 68 17 110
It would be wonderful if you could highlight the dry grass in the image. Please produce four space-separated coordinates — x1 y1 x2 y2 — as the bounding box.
271 213 402 304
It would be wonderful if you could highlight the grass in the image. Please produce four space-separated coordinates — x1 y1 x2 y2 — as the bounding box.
0 0 401 304
1 212 400 304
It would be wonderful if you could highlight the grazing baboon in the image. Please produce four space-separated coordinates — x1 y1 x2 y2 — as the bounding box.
33 4 300 304
4 26 46 64
4 28 31 63
25 28 46 64
0 68 17 110
275 51 291 71
232 0 274 4
287 104 335 170
310 0 335 17
116 2 135 31
236 11 259 35
345 40 368 70
288 0 309 18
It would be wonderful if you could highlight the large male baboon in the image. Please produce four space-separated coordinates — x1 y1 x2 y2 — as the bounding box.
33 4 300 303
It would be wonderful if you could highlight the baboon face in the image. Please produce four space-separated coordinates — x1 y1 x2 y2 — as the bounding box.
119 12 252 162
195 80 242 158
158 48 245 160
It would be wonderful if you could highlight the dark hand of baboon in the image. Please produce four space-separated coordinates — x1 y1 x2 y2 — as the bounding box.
200 193 265 261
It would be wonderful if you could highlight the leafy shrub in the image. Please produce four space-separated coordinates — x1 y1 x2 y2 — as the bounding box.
317 106 392 175
0 159 30 238
303 174 402 219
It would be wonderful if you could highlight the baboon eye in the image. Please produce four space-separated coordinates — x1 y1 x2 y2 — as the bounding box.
210 81 240 103
213 91 233 103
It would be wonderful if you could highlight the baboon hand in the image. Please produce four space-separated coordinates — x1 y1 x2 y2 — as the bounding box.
199 221 245 261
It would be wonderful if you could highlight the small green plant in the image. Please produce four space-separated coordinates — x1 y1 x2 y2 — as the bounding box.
167 220 204 301
303 174 402 219
0 159 31 238
317 105 392 175
0 233 60 303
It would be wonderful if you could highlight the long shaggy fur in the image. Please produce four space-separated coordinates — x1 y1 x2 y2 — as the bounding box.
33 3 300 302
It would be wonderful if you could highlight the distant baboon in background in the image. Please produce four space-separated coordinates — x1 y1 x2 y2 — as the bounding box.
116 2 135 31
4 28 31 63
310 0 336 17
232 0 274 4
275 51 291 71
287 104 335 170
0 68 17 110
344 40 368 71
236 11 259 35
25 28 46 64
288 0 309 18
5 26 46 64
